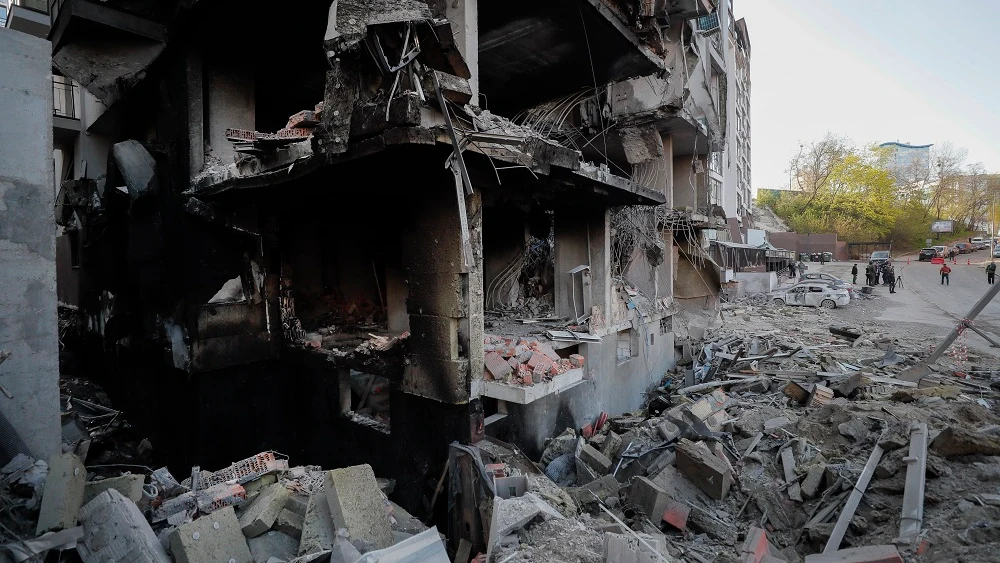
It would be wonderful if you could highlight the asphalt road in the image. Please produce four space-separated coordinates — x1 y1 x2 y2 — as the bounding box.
812 255 1000 355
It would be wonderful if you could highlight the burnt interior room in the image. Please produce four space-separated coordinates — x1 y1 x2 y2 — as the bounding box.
482 197 556 321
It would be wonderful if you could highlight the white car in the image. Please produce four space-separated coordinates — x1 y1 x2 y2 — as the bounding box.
770 282 851 309
800 273 854 292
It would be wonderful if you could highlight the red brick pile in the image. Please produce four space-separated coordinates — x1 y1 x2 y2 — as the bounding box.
482 335 585 386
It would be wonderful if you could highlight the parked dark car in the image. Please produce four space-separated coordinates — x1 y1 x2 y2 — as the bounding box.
955 243 971 254
918 248 937 261
870 250 891 267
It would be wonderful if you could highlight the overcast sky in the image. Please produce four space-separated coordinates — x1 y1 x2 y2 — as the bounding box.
735 0 1000 192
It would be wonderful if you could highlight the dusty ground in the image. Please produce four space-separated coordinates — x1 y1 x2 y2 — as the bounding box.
494 269 1000 563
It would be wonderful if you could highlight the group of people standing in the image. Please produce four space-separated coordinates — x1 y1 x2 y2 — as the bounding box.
857 262 897 292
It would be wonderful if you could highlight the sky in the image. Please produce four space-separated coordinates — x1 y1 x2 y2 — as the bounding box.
733 0 1000 193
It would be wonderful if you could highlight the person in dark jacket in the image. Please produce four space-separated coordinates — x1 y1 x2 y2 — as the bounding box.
988 261 997 284
789 262 796 278
886 265 896 293
851 264 858 284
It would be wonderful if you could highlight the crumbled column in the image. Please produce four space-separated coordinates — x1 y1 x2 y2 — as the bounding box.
238 483 290 538
83 474 145 505
77 489 170 563
37 453 86 534
169 506 252 563
324 464 393 550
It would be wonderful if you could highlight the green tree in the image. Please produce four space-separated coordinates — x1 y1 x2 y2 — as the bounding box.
767 136 899 243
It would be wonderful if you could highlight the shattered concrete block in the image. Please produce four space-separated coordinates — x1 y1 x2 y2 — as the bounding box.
566 475 620 513
628 477 669 523
490 496 542 539
169 506 252 563
324 464 393 550
275 508 304 540
77 489 170 563
285 493 308 518
803 545 902 563
603 532 666 563
298 487 335 556
579 444 613 475
248 531 299 563
800 465 826 499
575 456 598 485
83 473 145 505
238 483 290 538
601 432 623 459
656 420 681 442
675 439 733 500
37 453 86 534
763 417 793 433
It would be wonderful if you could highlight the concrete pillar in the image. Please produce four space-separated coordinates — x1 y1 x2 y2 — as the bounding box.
0 29 61 459
445 0 478 101
206 53 254 165
399 175 474 404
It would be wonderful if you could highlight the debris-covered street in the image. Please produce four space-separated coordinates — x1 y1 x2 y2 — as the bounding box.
2 0 1000 562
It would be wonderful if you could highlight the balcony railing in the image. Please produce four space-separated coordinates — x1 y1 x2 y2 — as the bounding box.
53 77 79 119
12 0 49 14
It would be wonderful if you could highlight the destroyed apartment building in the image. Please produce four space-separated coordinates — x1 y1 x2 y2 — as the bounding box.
36 0 755 483
6 3 1000 563
0 0 764 555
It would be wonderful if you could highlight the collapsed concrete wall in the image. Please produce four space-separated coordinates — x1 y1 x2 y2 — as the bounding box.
0 29 60 460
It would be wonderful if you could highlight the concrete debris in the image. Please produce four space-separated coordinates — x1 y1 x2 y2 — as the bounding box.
323 464 394 550
169 506 252 563
77 489 170 563
36 453 85 534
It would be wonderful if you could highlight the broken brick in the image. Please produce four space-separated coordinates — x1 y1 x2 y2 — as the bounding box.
569 354 585 368
485 351 513 380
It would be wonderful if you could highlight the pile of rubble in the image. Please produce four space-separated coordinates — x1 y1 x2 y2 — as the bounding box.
470 319 1000 563
0 450 447 563
483 335 584 386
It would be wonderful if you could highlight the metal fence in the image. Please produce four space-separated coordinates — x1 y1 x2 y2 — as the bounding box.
53 76 79 119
